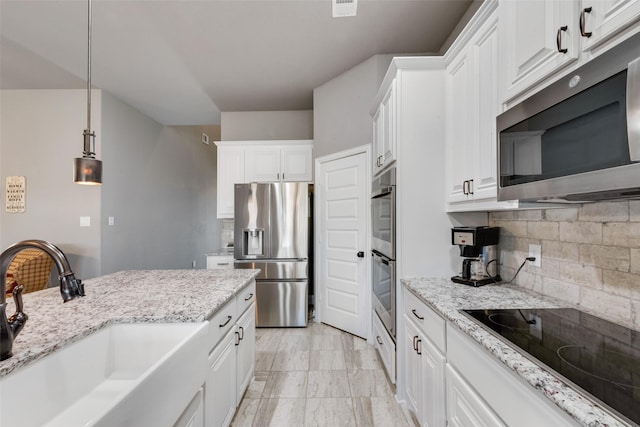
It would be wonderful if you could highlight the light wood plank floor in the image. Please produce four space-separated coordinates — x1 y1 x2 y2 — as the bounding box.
231 322 416 427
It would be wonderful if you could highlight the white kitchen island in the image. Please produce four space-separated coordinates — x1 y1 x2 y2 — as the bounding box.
0 269 259 427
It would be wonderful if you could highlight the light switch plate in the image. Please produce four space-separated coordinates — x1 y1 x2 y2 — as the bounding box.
108 216 115 226
80 216 91 227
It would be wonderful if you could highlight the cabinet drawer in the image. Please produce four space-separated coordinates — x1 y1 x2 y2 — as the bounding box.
446 364 506 427
373 311 396 384
206 255 234 269
447 325 578 426
206 298 237 352
402 286 446 352
237 280 256 317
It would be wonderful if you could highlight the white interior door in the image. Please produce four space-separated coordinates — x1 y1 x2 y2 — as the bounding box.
315 147 369 339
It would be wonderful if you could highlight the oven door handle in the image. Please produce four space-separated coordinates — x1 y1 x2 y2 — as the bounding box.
371 186 394 198
628 56 640 161
371 250 392 262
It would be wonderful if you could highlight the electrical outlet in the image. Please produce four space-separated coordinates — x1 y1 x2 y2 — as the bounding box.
529 244 542 267
191 260 197 268
108 216 115 226
201 133 209 145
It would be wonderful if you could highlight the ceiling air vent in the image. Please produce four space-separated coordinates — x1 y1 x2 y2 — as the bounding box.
332 0 357 17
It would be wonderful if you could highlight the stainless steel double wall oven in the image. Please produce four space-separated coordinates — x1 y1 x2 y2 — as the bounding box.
371 168 396 340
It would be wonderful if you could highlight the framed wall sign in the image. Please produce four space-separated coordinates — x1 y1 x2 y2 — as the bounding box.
6 176 26 213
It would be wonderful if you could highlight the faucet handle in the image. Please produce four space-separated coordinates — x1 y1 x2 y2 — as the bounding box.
8 285 28 337
76 279 85 297
60 274 85 302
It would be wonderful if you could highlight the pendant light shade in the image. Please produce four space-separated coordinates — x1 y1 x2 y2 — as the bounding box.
74 0 102 185
74 157 102 185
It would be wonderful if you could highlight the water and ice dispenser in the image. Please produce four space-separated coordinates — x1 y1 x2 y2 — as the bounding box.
242 228 264 256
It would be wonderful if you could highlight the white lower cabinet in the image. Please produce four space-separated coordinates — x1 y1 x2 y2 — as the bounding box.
403 315 446 427
204 280 256 427
206 329 238 427
446 324 579 427
402 287 446 427
401 283 579 427
372 311 396 384
236 304 256 404
446 365 505 427
206 254 234 270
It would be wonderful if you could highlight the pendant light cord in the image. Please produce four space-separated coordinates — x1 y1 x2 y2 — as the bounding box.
86 0 92 134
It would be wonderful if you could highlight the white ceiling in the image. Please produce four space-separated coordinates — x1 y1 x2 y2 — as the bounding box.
1 0 475 126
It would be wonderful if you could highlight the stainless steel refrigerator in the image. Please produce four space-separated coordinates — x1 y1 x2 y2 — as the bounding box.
233 182 312 327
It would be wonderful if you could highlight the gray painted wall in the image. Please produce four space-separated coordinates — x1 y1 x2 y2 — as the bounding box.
1 89 220 282
221 111 313 141
0 89 102 280
100 93 219 273
313 54 394 159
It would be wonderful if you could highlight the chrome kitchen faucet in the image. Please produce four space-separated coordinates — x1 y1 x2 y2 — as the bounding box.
0 240 85 361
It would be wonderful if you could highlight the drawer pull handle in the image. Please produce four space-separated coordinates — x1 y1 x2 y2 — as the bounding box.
579 7 592 38
412 335 419 351
412 309 424 320
416 338 422 355
556 25 568 53
219 315 232 328
376 336 383 345
244 293 254 301
235 331 240 346
217 262 229 266
238 326 245 341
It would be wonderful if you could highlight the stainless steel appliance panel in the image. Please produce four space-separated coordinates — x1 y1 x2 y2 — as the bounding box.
234 182 311 327
371 168 396 258
497 32 640 203
234 183 271 259
234 260 308 280
372 250 396 340
256 280 308 327
269 183 309 259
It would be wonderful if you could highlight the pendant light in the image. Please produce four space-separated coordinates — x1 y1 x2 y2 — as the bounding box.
74 0 102 185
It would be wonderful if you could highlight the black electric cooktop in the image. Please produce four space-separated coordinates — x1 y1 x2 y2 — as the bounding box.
462 308 640 426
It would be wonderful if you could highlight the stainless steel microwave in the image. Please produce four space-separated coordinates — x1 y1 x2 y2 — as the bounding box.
497 33 640 203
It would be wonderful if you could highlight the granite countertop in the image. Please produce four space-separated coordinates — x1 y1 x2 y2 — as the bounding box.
0 269 259 378
402 277 629 427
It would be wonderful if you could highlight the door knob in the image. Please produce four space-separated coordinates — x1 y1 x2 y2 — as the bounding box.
357 251 365 258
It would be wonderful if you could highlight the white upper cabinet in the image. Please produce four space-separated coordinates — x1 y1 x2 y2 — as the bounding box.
500 0 640 106
244 141 313 183
280 145 314 182
501 0 580 104
445 49 472 204
216 144 245 219
372 80 397 175
446 1 518 211
215 140 313 219
244 147 280 182
581 0 640 53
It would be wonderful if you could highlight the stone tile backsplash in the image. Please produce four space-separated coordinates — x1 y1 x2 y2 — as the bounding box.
221 219 234 248
489 201 640 329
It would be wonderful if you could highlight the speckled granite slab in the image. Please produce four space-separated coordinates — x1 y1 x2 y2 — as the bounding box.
402 277 630 427
0 269 259 378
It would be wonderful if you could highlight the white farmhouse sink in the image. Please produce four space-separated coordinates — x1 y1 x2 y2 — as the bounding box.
0 322 208 427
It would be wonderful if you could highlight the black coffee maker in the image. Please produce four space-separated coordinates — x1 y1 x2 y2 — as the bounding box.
451 226 501 287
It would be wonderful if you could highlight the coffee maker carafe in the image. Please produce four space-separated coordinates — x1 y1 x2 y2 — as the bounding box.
451 226 501 287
